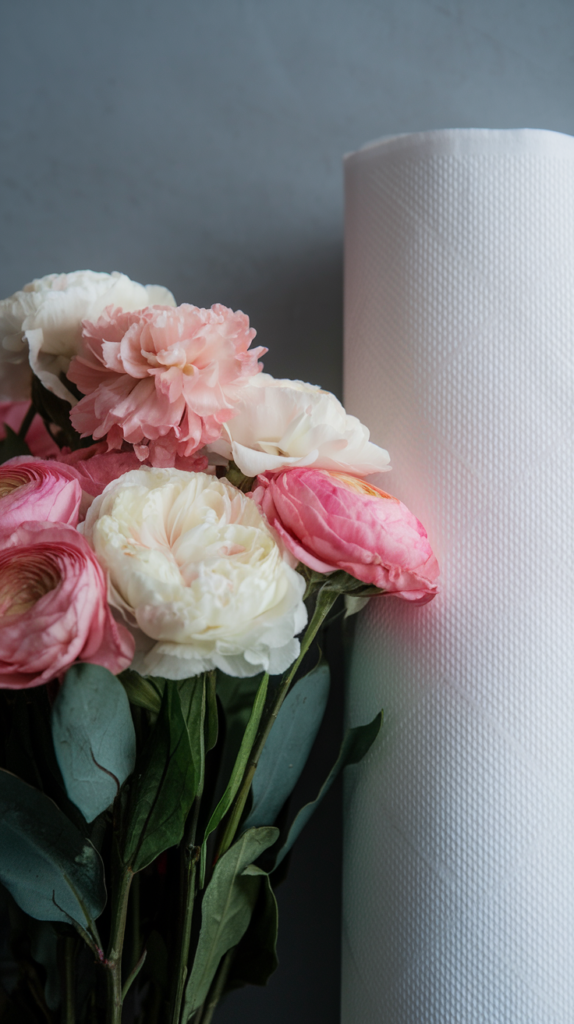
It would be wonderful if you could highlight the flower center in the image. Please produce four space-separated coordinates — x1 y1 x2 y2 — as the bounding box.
0 553 60 616
0 470 27 498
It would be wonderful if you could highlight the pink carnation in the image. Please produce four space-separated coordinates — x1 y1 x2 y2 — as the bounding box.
68 304 266 467
0 521 134 688
0 401 59 458
55 441 207 498
253 469 439 604
0 459 81 538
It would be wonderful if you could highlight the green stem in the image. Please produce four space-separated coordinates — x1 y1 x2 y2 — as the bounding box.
216 587 339 858
63 935 76 1024
105 863 134 1024
171 798 202 1024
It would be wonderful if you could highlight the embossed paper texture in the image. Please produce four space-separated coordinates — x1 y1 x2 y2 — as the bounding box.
342 129 574 1024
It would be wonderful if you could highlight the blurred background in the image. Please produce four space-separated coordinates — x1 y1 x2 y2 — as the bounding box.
1 1 573 1020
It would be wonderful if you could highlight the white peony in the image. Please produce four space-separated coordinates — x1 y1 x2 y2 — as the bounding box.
0 270 176 403
207 373 391 477
82 467 307 679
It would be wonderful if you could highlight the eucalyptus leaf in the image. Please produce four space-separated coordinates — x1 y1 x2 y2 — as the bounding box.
202 674 268 846
122 683 197 872
0 769 106 928
183 826 278 1016
0 424 31 463
243 663 330 831
52 664 136 823
273 711 383 869
225 868 278 991
30 922 60 1011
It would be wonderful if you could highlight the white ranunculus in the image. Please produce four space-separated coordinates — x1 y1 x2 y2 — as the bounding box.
207 373 391 477
81 467 307 679
0 270 176 403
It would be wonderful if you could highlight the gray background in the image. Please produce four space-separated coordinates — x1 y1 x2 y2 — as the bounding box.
1 1 573 1020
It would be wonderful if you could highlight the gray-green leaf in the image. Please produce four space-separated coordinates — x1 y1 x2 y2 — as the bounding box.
273 711 383 869
52 664 136 823
183 827 278 1016
0 769 106 928
243 663 330 830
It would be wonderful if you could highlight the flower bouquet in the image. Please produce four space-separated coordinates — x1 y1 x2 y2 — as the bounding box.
0 271 438 1023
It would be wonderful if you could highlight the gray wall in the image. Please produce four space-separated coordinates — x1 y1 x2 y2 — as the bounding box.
1 1 573 1020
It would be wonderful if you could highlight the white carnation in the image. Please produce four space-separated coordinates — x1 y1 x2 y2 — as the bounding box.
82 467 307 679
0 270 176 403
207 372 391 477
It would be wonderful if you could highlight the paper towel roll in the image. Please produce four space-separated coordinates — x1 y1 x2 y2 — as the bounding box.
342 129 574 1024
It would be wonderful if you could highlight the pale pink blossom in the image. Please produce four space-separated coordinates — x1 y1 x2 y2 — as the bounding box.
68 304 266 467
0 459 81 538
0 521 134 688
253 469 439 604
0 401 59 458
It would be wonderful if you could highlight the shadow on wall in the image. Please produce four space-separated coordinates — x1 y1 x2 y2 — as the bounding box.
176 242 343 400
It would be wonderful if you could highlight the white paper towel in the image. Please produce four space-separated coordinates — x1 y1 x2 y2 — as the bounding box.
342 129 574 1024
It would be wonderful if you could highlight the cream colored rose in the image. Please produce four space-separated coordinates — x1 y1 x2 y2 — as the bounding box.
81 467 307 679
0 270 176 403
207 373 391 477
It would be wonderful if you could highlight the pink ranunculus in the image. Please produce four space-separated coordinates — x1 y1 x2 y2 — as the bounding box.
252 469 439 604
55 441 208 498
0 521 134 688
67 303 266 467
0 401 59 458
0 459 82 538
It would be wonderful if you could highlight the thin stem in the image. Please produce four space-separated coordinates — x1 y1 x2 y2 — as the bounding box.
105 862 134 1024
63 935 76 1024
171 798 202 1024
216 587 339 858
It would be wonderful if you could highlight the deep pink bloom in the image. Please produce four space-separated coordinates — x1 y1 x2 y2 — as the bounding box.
0 521 134 688
0 401 59 458
252 469 439 604
0 459 81 538
68 303 266 466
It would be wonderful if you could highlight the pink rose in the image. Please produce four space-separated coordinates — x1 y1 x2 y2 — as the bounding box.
0 521 134 688
67 303 266 467
0 401 59 458
252 469 439 604
0 459 81 537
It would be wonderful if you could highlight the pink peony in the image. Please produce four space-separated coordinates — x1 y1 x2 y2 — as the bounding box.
0 521 134 688
0 401 59 458
68 303 266 466
252 469 439 604
0 459 81 538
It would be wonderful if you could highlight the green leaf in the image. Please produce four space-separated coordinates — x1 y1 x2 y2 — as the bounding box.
0 769 106 928
273 711 383 869
183 827 278 1016
30 373 90 450
30 922 60 1011
52 664 136 823
205 671 219 753
216 673 262 795
122 684 197 872
243 663 330 830
202 674 268 846
176 675 207 797
120 669 164 714
225 868 278 991
0 423 31 463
